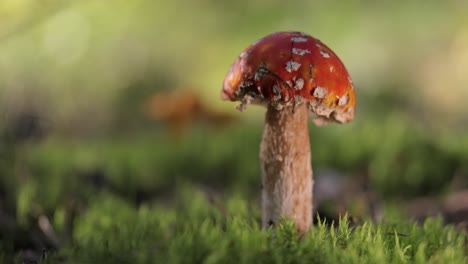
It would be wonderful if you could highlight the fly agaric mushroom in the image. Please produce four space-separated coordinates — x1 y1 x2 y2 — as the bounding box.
221 31 356 233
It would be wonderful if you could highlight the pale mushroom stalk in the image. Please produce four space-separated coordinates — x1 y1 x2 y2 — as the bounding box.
260 104 312 232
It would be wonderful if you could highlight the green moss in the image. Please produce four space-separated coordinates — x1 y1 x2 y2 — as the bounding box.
47 189 466 264
3 115 467 263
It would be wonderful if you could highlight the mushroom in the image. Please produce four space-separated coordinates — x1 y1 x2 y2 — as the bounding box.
221 31 356 233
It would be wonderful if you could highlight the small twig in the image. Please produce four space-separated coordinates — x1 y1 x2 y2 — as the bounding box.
386 231 410 237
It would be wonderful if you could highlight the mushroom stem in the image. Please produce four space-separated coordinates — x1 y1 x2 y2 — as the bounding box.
260 104 313 233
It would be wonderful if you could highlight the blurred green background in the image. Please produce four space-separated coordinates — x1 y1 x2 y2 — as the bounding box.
0 0 467 261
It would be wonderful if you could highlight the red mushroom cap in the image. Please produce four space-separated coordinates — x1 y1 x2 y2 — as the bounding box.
222 31 356 125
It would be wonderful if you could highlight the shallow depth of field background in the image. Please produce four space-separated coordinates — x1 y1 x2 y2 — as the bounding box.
0 0 467 261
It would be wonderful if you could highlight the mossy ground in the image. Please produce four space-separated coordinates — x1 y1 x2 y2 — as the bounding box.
54 191 467 264
0 116 467 263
